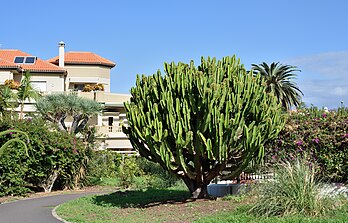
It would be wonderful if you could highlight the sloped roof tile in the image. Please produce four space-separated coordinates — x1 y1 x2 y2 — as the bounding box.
0 49 65 73
0 58 19 69
48 52 116 67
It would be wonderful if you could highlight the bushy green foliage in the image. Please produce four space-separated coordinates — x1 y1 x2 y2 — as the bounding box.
250 160 344 217
0 85 18 117
266 107 348 182
117 155 142 189
84 150 121 186
0 143 30 196
136 157 179 188
0 117 92 195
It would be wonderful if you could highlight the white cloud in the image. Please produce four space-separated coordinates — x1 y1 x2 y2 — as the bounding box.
285 51 348 109
333 87 348 96
287 52 348 79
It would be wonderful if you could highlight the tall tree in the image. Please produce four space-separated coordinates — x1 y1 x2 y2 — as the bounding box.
35 93 102 134
123 56 284 198
18 71 40 119
252 62 303 110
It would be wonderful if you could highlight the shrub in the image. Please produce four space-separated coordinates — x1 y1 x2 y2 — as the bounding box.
82 84 104 92
136 157 179 188
4 79 20 90
84 150 121 186
117 155 142 189
0 143 31 196
266 107 348 182
250 159 344 217
93 83 104 91
0 117 92 195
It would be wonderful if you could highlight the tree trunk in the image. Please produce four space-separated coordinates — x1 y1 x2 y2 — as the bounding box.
40 170 59 193
182 177 210 199
19 103 24 120
75 116 89 134
58 113 68 131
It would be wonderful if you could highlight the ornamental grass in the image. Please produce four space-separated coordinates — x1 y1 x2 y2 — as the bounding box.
250 159 345 217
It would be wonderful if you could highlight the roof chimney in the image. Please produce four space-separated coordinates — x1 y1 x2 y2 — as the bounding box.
58 41 65 67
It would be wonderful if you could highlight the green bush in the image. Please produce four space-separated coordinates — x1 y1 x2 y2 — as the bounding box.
111 156 181 190
0 143 30 196
117 155 142 189
84 150 121 186
0 119 30 196
136 157 179 188
250 160 344 217
0 117 92 195
266 107 348 182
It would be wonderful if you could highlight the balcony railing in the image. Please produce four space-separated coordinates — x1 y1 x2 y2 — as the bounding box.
96 126 126 136
42 91 131 104
108 126 123 133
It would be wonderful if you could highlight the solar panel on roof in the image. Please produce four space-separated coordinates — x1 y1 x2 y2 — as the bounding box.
14 56 24 63
25 57 36 64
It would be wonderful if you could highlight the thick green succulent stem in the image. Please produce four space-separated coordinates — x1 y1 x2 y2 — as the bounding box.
124 56 284 198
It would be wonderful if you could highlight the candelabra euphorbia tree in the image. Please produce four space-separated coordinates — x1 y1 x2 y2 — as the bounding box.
123 56 284 198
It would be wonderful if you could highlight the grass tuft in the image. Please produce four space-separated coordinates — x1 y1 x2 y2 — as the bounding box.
249 159 345 217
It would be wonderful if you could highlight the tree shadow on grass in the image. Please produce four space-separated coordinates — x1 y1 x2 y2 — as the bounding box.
92 189 193 208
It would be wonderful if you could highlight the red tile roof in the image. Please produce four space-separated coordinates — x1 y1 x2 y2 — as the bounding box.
0 58 19 69
48 52 116 67
0 49 65 73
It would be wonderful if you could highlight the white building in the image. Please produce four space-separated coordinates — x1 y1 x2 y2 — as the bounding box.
0 42 134 154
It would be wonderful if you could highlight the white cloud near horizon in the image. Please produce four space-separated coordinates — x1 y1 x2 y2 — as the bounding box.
285 51 348 109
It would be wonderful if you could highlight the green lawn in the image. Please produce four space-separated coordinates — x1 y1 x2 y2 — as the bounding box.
56 188 193 223
56 186 348 223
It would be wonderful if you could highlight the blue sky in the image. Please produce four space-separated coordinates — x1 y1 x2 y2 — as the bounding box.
1 0 348 108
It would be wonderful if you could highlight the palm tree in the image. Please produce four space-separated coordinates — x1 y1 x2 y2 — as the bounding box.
0 86 18 117
252 62 303 110
18 71 40 119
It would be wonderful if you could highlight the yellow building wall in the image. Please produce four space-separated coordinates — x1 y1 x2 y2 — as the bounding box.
64 65 111 92
30 73 65 91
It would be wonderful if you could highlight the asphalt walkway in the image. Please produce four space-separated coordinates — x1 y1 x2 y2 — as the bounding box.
0 192 105 223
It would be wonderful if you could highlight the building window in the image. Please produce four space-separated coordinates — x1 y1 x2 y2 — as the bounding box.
74 84 85 91
108 117 114 126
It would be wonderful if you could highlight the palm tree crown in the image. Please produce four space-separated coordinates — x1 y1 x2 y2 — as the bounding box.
18 71 40 119
252 62 303 110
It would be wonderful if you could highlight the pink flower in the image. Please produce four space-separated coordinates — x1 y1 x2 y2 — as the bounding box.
312 138 319 143
296 141 303 146
322 113 327 118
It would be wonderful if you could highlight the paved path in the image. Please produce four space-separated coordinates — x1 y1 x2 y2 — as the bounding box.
0 192 106 223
